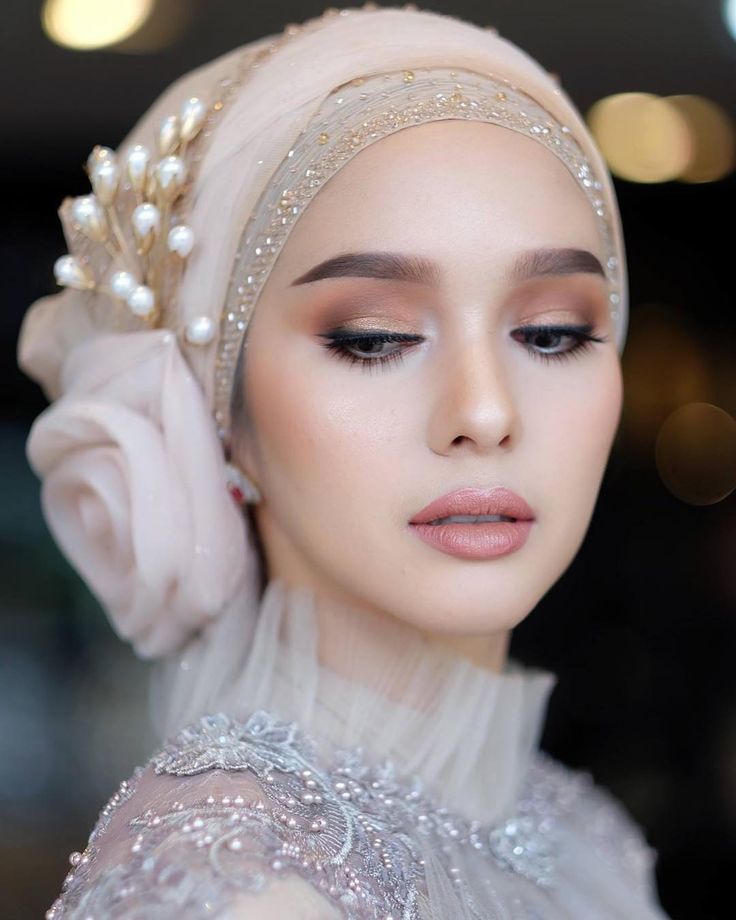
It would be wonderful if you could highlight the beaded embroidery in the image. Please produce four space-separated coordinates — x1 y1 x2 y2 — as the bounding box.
213 65 623 441
40 0 626 448
47 709 657 919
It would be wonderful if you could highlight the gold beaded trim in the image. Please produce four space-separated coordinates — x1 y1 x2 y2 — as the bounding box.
213 65 623 442
45 4 622 452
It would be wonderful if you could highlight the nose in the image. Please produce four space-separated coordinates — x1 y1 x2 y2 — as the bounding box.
428 333 518 455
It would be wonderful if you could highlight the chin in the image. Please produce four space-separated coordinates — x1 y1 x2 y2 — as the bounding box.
372 566 549 636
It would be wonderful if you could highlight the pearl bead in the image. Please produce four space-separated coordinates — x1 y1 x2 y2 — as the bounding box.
90 159 120 207
167 224 194 258
158 114 180 157
131 202 160 239
180 97 207 143
126 285 155 317
54 255 94 290
125 145 151 195
155 155 187 202
131 203 160 255
86 145 115 176
109 271 136 300
71 195 107 243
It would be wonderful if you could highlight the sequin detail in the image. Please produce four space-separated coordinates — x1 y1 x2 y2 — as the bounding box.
47 709 658 919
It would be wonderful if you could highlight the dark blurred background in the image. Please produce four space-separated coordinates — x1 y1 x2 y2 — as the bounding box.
2 2 735 918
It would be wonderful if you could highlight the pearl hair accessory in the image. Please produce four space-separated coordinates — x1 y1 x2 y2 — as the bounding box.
54 97 212 341
224 462 262 506
49 6 371 349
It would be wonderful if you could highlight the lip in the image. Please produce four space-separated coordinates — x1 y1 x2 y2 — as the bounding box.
409 487 535 525
408 487 535 560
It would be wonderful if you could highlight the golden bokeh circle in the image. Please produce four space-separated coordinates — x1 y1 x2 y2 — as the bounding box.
655 402 736 505
666 94 735 183
621 304 714 454
42 0 154 50
588 93 692 183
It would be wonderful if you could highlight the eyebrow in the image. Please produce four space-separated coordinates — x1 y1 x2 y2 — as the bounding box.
290 247 606 287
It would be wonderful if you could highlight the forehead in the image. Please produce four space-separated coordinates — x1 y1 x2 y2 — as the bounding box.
270 120 602 283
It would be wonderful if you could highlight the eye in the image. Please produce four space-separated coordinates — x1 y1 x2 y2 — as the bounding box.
318 323 607 371
318 329 423 372
510 323 607 364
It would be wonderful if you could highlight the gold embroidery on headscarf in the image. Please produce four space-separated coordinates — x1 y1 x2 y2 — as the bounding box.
213 66 622 443
44 6 623 450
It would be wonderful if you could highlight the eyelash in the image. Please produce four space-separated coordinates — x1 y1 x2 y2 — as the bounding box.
319 324 607 372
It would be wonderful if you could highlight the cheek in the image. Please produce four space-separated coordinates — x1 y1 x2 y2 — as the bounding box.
245 339 405 523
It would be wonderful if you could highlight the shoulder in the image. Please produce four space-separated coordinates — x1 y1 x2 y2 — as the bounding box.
524 749 660 899
47 711 347 919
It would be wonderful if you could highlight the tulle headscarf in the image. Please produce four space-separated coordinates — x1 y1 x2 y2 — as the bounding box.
16 5 628 708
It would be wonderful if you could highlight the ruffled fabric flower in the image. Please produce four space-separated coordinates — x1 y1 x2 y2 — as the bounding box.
18 314 247 659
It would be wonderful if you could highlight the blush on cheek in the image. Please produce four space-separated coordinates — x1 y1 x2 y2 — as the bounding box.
253 359 349 499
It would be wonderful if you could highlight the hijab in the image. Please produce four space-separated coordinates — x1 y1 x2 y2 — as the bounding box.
16 5 628 713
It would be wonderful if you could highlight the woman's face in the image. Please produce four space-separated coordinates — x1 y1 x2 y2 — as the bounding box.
231 120 623 637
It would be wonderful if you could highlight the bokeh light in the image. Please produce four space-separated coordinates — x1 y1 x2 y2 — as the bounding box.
587 93 692 183
42 0 154 51
666 94 735 183
655 402 736 504
621 304 715 454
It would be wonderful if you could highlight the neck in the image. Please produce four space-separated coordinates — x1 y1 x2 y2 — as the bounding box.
157 574 557 825
303 579 512 709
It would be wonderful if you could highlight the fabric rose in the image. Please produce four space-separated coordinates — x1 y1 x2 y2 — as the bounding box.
19 318 247 659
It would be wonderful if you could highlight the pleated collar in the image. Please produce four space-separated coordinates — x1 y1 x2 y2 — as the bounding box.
228 577 557 825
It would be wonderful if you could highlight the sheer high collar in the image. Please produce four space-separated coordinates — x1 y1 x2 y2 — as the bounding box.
219 577 557 825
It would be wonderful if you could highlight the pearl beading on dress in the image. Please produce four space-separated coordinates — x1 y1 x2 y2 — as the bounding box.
45 709 658 920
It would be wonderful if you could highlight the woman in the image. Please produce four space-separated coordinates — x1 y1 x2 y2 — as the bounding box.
17 4 671 918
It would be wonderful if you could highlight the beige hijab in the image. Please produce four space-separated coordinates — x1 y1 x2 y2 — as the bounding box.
16 4 628 662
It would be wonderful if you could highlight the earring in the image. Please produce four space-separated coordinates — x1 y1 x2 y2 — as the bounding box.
224 461 262 506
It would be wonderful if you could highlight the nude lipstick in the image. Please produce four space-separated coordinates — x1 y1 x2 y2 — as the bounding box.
408 487 535 560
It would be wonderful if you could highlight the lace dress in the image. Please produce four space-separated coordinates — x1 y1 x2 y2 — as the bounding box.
45 578 671 919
